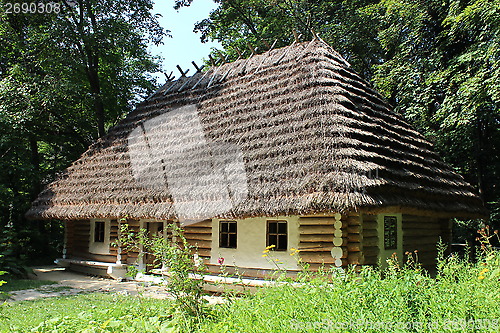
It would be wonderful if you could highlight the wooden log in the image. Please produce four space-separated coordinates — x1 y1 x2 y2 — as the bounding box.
363 255 378 265
300 234 334 243
184 220 212 228
348 234 361 243
362 236 378 247
298 217 335 225
363 221 378 230
361 214 377 223
298 242 336 249
347 226 361 234
297 246 333 252
403 221 440 229
347 243 361 252
299 225 335 234
403 229 442 237
345 216 361 226
183 233 212 241
298 253 336 264
192 248 211 257
186 240 211 249
402 215 439 223
330 247 348 259
333 237 347 247
363 229 378 238
362 247 379 257
403 236 440 246
181 227 212 234
347 252 363 265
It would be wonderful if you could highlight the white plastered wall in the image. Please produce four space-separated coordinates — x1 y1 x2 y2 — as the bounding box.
89 219 111 255
211 216 300 270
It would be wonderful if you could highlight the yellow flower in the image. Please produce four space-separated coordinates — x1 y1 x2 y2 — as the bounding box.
265 245 276 249
262 254 268 257
480 268 489 274
478 275 485 280
262 249 270 253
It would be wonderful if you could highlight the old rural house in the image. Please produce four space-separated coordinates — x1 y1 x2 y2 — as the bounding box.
27 39 486 279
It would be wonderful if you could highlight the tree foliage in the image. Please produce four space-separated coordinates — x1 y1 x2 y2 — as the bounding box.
181 0 499 230
0 0 166 263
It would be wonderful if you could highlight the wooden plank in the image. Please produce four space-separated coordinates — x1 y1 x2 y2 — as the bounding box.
297 245 333 252
184 233 212 241
347 243 361 252
363 221 378 230
403 222 441 230
298 217 335 226
299 225 334 235
300 234 334 243
192 248 210 257
184 220 212 228
402 215 439 223
298 253 336 264
362 247 379 257
403 236 440 246
361 214 377 223
187 240 211 249
363 255 378 265
347 226 361 234
362 236 378 247
348 234 361 243
345 216 361 226
363 229 378 238
403 229 441 237
181 227 212 234
347 252 363 265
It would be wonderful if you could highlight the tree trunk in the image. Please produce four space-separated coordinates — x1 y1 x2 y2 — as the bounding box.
87 64 106 138
29 136 41 200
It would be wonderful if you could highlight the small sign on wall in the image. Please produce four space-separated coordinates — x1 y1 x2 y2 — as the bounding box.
384 216 397 250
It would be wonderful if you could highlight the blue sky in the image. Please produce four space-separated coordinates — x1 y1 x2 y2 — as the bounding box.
149 1 221 82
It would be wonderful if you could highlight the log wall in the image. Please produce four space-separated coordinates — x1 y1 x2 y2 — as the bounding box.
360 214 379 265
402 215 450 267
65 220 115 263
183 219 212 258
297 214 347 269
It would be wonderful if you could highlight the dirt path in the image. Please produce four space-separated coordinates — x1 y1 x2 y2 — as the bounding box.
8 266 172 302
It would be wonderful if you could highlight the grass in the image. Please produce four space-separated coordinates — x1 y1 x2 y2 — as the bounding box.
1 236 499 332
0 293 175 332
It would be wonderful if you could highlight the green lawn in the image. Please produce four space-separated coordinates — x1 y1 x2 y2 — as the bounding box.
0 293 175 332
0 248 498 332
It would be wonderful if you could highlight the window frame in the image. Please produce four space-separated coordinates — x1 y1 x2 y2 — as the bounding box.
94 221 105 243
219 220 237 249
266 220 288 251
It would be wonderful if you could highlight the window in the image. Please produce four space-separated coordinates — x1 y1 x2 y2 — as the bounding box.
383 216 397 250
267 220 287 251
94 221 105 243
219 221 237 248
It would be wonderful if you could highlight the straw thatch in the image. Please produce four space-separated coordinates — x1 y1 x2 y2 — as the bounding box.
27 39 486 221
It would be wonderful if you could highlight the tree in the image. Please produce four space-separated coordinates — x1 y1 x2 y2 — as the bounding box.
0 0 168 263
180 0 499 229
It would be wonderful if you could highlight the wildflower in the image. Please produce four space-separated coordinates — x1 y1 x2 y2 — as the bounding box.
262 254 268 257
262 249 270 254
478 275 485 280
217 257 224 265
480 268 489 274
265 244 276 250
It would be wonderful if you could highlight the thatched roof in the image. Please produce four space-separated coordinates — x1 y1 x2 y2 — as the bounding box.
27 39 486 221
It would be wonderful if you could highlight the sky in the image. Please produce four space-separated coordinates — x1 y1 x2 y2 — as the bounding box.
149 1 222 82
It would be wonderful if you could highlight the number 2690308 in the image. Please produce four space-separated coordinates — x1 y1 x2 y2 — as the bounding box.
4 2 62 14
